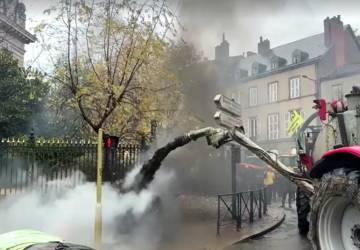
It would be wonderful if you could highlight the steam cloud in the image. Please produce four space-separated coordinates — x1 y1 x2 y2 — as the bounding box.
0 167 179 250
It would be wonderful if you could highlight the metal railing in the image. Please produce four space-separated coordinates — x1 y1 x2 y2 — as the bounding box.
0 138 140 195
217 188 267 235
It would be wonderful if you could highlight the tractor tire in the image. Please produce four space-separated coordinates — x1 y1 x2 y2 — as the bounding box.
308 168 360 250
296 186 310 235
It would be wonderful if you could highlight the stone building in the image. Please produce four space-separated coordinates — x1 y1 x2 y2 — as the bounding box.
0 0 35 65
321 65 360 101
213 16 360 156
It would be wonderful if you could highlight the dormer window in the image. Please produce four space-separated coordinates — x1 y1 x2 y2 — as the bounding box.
235 68 249 80
271 56 287 70
292 49 309 64
239 69 248 79
252 62 267 75
252 63 258 75
293 55 301 64
271 60 278 70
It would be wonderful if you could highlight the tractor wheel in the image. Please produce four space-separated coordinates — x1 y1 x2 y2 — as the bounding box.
296 186 310 235
309 169 360 250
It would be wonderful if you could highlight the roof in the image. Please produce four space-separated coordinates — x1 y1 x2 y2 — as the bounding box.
0 13 36 44
235 33 327 79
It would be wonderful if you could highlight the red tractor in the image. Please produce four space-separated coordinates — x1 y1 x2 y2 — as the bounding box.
290 86 360 250
202 86 360 249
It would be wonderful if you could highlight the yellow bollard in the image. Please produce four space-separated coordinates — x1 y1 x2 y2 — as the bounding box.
94 129 103 250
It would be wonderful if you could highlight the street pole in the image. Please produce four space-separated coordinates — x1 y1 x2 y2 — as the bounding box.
231 144 241 217
95 129 103 250
213 94 242 218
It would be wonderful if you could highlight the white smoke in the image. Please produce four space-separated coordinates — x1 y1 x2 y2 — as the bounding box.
0 167 178 250
122 165 141 190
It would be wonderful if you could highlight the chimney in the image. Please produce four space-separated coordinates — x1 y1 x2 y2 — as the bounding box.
215 33 229 61
258 36 271 56
324 15 344 47
324 15 345 67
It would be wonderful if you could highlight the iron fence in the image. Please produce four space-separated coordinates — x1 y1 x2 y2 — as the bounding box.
0 138 141 196
217 188 267 235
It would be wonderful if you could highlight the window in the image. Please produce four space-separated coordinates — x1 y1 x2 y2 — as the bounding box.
268 82 278 103
252 63 258 75
331 84 343 100
248 117 258 139
292 50 309 63
290 77 300 99
268 113 279 140
292 55 300 64
249 87 258 106
271 61 278 70
252 62 266 75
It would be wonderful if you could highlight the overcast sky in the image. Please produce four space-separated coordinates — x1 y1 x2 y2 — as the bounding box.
23 0 360 66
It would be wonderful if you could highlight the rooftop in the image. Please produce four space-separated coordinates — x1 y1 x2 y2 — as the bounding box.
0 13 36 44
233 33 327 79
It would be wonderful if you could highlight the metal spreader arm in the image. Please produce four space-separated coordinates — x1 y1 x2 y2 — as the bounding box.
203 127 315 195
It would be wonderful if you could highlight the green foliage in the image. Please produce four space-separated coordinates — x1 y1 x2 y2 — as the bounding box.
0 49 49 138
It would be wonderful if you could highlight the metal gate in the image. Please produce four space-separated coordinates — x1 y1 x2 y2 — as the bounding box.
217 189 267 234
0 138 140 196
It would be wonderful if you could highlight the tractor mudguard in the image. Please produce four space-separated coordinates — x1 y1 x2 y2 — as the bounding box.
310 146 360 178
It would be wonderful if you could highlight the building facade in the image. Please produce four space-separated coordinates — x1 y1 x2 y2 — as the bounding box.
0 0 35 64
213 16 360 156
321 65 360 101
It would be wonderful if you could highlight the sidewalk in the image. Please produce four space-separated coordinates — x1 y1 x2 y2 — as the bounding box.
159 197 285 250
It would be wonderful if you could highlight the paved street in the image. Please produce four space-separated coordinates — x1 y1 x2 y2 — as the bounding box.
157 196 285 250
227 206 312 250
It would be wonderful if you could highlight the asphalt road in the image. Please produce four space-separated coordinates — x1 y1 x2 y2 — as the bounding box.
227 206 312 250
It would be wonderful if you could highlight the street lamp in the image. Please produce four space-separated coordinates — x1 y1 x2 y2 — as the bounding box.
301 75 315 81
301 75 321 98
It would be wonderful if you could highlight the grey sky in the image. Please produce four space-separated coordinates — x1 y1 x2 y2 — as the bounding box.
23 0 360 65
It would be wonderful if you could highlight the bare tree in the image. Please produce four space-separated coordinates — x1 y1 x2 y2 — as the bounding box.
39 0 180 138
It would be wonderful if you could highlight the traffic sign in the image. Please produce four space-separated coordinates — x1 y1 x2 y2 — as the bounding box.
214 111 242 129
214 94 241 117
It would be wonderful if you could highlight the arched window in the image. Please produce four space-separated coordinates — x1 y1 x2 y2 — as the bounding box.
0 0 6 15
14 3 26 26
